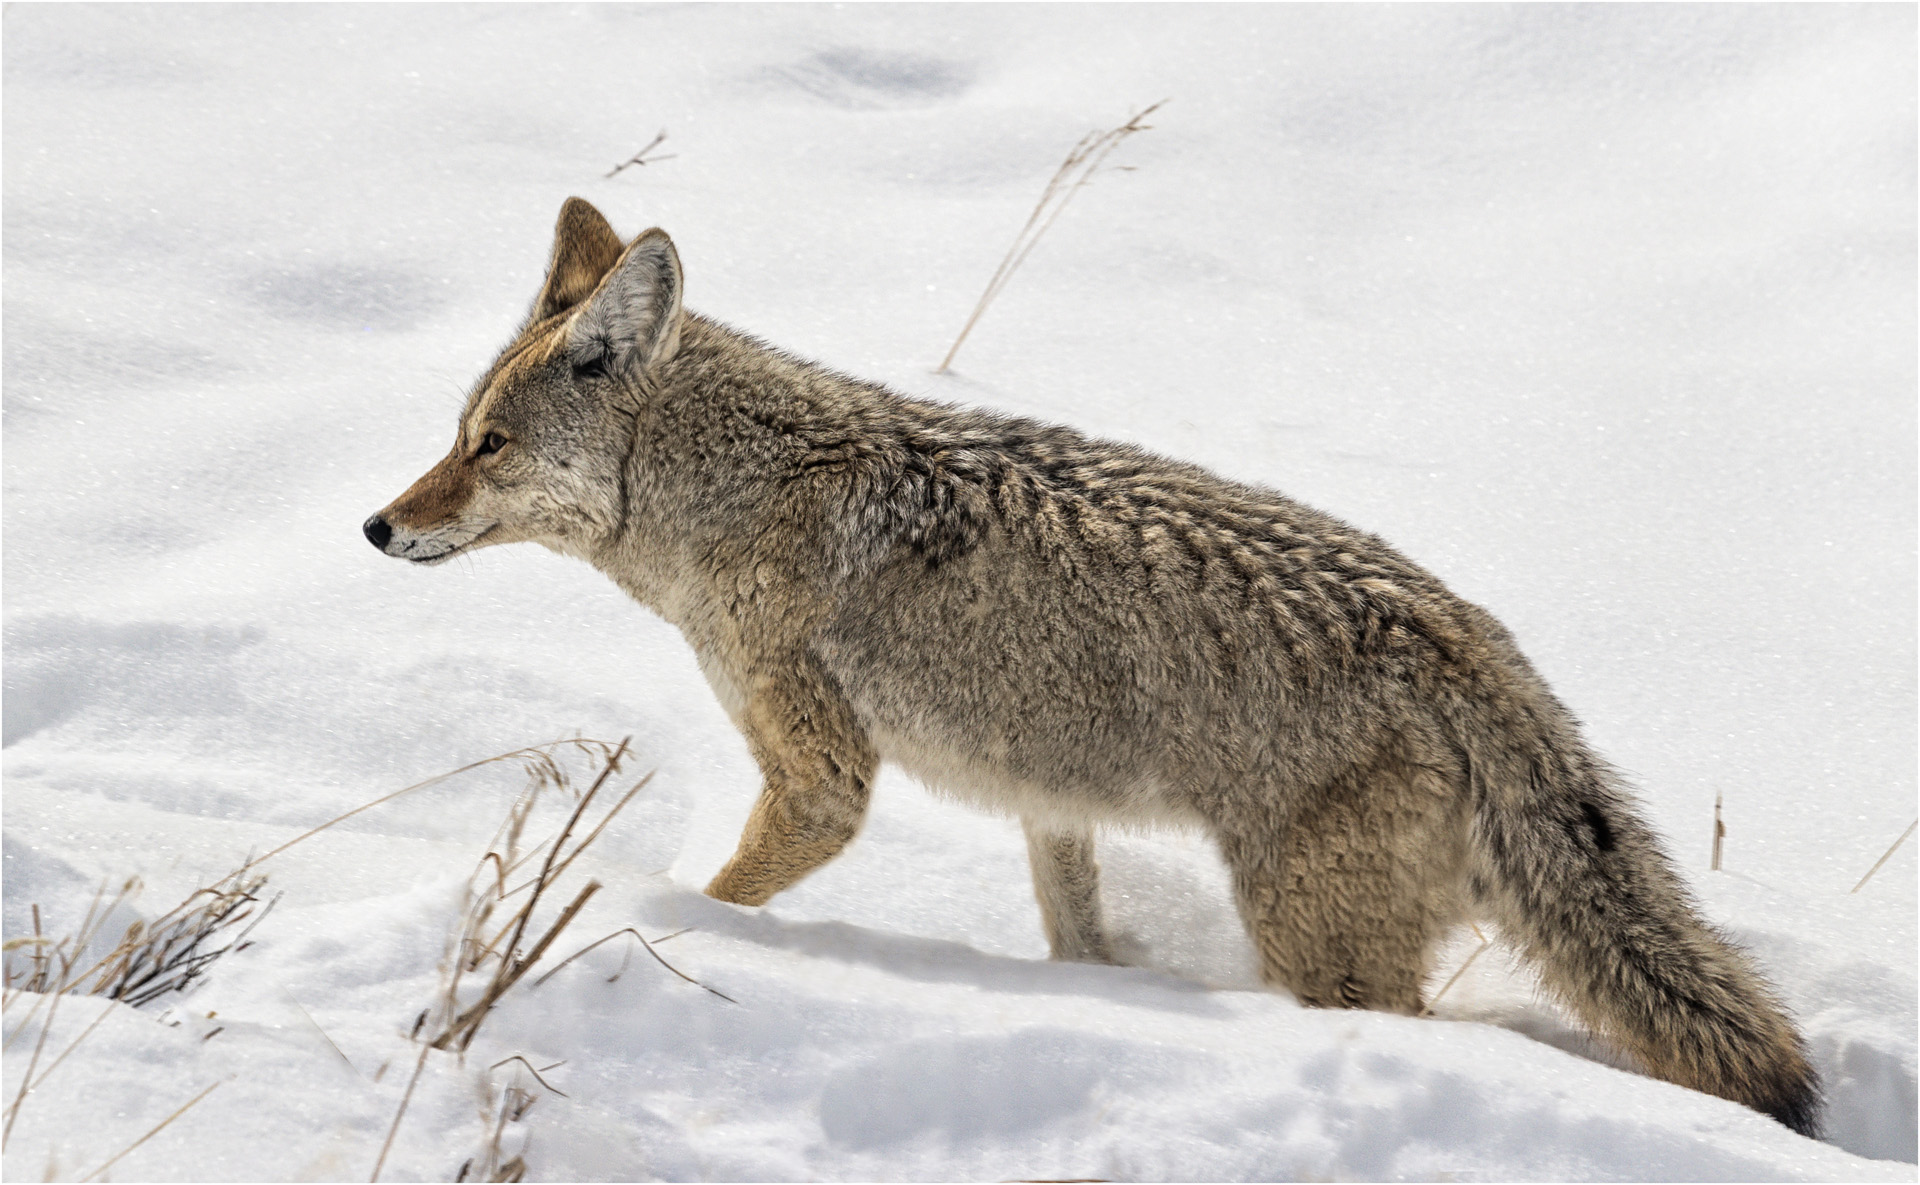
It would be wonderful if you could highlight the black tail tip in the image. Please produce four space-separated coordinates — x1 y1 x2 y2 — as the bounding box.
1762 1073 1825 1141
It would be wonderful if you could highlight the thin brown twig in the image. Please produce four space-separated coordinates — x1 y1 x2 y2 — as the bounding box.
371 1040 433 1183
525 773 655 895
40 881 144 1005
469 908 526 974
606 130 677 178
2 981 61 1150
383 742 589 1180
480 852 511 901
1851 819 1917 894
31 906 42 994
533 926 734 1002
1420 927 1493 1018
432 755 628 1044
434 882 603 1052
27 999 117 1095
239 738 621 876
1710 791 1725 872
498 740 629 976
488 1055 569 1098
936 100 1165 374
4 880 140 1034
80 1080 219 1182
381 739 651 1176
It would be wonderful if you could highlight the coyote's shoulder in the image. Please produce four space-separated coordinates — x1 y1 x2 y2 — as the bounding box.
368 198 1822 1138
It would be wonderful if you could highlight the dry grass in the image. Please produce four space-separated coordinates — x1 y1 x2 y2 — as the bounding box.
426 737 648 1053
373 737 655 1182
234 736 630 878
936 100 1165 374
2 735 634 1171
454 1056 565 1182
1420 924 1493 1018
533 925 733 1002
75 1081 221 1182
2 868 275 1152
3 872 273 1008
605 129 675 178
1851 818 1917 894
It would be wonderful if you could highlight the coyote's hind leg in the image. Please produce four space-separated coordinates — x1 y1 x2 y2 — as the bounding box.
1218 756 1467 1013
1023 818 1113 964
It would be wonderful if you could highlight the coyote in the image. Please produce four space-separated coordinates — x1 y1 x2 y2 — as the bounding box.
366 198 1820 1135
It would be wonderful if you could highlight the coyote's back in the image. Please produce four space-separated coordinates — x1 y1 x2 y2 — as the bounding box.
366 198 1821 1136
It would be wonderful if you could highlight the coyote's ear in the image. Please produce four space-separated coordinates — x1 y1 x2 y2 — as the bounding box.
530 198 626 323
567 228 683 379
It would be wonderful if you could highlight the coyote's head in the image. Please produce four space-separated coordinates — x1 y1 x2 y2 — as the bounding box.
364 198 681 565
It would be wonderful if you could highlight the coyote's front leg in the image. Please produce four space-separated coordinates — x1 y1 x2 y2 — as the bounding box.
705 660 877 906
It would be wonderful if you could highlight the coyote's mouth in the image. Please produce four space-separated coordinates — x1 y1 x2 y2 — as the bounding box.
406 523 497 564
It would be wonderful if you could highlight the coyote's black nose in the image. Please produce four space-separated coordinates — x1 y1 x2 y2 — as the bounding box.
363 514 393 551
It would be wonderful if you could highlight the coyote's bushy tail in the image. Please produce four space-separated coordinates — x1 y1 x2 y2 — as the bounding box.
1446 687 1823 1137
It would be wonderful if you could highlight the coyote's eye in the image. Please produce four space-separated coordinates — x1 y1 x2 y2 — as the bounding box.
573 353 609 381
476 431 508 457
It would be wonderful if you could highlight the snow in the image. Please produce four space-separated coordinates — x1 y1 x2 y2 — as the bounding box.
3 4 1913 1181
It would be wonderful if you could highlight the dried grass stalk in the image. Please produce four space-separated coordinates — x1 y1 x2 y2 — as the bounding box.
457 1055 567 1181
1710 791 1726 871
427 738 650 1053
1420 924 1493 1018
606 129 675 178
3 871 273 1150
78 1081 219 1182
87 873 276 1008
3 873 274 1008
533 926 733 1002
237 736 626 878
376 738 653 1182
1851 819 1917 894
936 100 1165 374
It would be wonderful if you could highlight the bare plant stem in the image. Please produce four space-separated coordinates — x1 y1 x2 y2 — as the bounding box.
1851 819 1917 894
27 1000 117 1095
1420 926 1492 1018
371 1041 433 1183
379 741 653 1181
2 983 61 1150
434 883 601 1053
425 737 655 1056
606 130 676 178
236 737 620 877
534 926 734 1001
80 1081 219 1182
488 1056 569 1098
1710 791 1725 871
936 100 1165 374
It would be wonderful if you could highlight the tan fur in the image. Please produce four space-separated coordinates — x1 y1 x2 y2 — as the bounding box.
381 448 481 536
366 198 1822 1136
1024 821 1112 964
